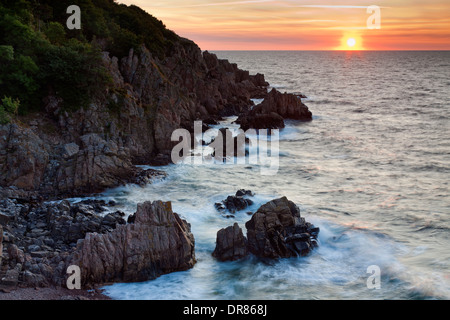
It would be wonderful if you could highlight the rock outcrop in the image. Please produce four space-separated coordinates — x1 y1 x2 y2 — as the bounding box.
212 197 319 261
70 201 195 285
237 89 313 130
245 197 319 258
212 223 248 262
0 199 195 289
207 128 250 160
215 189 254 216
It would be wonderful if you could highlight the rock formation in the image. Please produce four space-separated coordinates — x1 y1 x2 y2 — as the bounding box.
246 197 319 258
0 199 195 289
71 201 196 285
237 89 313 130
215 189 254 216
212 197 319 261
212 223 248 262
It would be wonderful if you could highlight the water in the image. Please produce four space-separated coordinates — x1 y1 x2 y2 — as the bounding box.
98 51 450 300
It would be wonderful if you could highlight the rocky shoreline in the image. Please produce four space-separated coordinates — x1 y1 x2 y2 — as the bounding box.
0 197 195 295
0 4 315 299
0 46 315 297
0 45 312 202
0 191 319 299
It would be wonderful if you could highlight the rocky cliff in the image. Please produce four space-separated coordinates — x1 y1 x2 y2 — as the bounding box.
0 40 302 199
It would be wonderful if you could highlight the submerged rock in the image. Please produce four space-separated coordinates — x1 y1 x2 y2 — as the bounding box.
216 190 254 214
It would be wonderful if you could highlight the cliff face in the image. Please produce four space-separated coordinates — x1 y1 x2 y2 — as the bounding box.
0 40 270 199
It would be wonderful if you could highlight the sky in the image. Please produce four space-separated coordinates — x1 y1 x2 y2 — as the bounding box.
118 0 450 50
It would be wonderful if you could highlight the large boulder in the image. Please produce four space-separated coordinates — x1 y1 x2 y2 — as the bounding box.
213 197 319 261
70 201 196 285
245 197 319 259
236 88 312 130
212 223 248 261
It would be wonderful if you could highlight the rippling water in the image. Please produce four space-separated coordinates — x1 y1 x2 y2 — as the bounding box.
97 51 449 300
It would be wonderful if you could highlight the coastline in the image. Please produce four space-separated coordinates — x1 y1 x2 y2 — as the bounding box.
0 286 111 300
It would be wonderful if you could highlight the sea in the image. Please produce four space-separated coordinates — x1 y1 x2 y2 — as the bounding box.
79 51 449 299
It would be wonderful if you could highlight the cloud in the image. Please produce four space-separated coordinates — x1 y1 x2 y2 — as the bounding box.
294 5 390 9
147 0 276 9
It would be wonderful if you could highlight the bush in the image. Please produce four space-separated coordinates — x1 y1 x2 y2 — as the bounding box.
1 96 20 114
44 21 66 45
0 96 20 124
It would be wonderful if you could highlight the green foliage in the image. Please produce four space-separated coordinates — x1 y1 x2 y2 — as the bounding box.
44 21 66 44
0 0 181 114
0 96 20 124
1 96 20 114
38 38 112 110
0 45 14 60
0 107 9 125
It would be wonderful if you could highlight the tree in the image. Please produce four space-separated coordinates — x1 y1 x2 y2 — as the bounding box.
44 21 66 45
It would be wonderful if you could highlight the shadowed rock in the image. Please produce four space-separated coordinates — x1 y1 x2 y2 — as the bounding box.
213 197 319 261
212 223 248 261
245 197 318 258
237 89 312 130
215 190 254 215
70 201 196 285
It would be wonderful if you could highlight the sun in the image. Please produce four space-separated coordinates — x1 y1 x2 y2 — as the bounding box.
335 34 364 50
347 38 356 48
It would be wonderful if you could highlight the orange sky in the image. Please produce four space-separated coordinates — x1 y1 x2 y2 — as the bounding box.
119 0 450 50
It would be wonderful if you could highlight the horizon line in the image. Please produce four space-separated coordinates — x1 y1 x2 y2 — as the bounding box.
207 49 450 51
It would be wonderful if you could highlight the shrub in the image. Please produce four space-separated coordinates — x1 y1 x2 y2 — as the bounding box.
0 96 20 124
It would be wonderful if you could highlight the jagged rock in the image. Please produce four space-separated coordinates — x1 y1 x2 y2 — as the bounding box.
46 200 126 245
212 223 248 261
245 197 319 259
236 189 254 197
238 112 285 131
208 128 250 159
237 88 312 130
0 124 49 191
70 201 196 285
62 143 80 159
258 89 312 121
213 197 319 261
131 168 167 186
216 190 254 214
0 199 195 288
